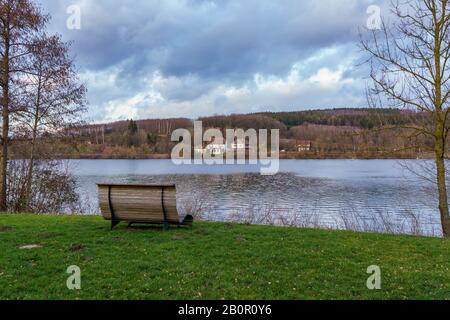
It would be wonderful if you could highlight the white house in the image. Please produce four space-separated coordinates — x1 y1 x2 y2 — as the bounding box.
206 143 227 156
230 138 251 151
297 141 313 152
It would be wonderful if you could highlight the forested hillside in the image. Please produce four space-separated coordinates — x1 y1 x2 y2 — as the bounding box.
255 108 417 129
15 108 434 159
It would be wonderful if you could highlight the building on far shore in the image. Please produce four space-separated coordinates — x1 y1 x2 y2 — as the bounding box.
195 137 253 156
206 143 227 156
203 138 227 156
297 140 313 152
230 137 251 151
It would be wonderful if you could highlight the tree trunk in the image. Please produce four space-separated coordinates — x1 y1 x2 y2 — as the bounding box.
24 130 37 212
435 135 450 238
0 106 9 212
433 11 449 238
24 74 42 212
0 30 10 212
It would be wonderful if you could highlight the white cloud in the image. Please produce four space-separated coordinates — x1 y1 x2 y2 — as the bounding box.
85 44 366 121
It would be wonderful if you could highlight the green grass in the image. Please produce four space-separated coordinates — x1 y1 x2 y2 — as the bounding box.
0 214 448 300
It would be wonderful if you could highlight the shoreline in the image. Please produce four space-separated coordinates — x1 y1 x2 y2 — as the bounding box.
43 153 435 161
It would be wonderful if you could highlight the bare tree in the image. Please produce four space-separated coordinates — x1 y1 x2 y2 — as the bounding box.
0 0 48 211
7 159 80 214
14 34 86 211
361 0 450 237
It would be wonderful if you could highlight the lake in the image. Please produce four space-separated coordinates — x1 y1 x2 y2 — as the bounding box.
70 159 443 236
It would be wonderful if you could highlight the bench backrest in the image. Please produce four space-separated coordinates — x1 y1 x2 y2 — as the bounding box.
98 184 180 224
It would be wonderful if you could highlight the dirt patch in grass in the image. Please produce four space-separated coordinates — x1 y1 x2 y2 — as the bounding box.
0 226 13 232
28 258 38 266
69 244 86 252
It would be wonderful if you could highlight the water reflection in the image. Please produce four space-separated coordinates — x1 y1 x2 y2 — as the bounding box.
72 160 442 236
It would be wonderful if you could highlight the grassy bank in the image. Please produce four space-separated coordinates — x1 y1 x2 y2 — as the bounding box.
0 214 448 300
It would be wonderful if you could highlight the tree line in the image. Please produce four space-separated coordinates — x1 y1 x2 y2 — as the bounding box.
59 108 439 159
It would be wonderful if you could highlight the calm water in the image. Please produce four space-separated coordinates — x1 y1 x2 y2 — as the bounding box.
70 159 442 236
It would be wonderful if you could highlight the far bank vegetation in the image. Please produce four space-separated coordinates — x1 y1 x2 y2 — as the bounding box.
26 108 438 159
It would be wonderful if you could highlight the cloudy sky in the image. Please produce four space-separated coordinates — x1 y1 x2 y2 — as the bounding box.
41 0 389 122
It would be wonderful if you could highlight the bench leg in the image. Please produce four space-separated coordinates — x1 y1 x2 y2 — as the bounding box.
163 222 170 231
111 220 120 230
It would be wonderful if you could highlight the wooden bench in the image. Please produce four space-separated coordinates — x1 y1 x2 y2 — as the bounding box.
97 184 194 230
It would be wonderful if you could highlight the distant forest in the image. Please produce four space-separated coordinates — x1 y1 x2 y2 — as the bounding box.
255 108 417 129
17 108 435 159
